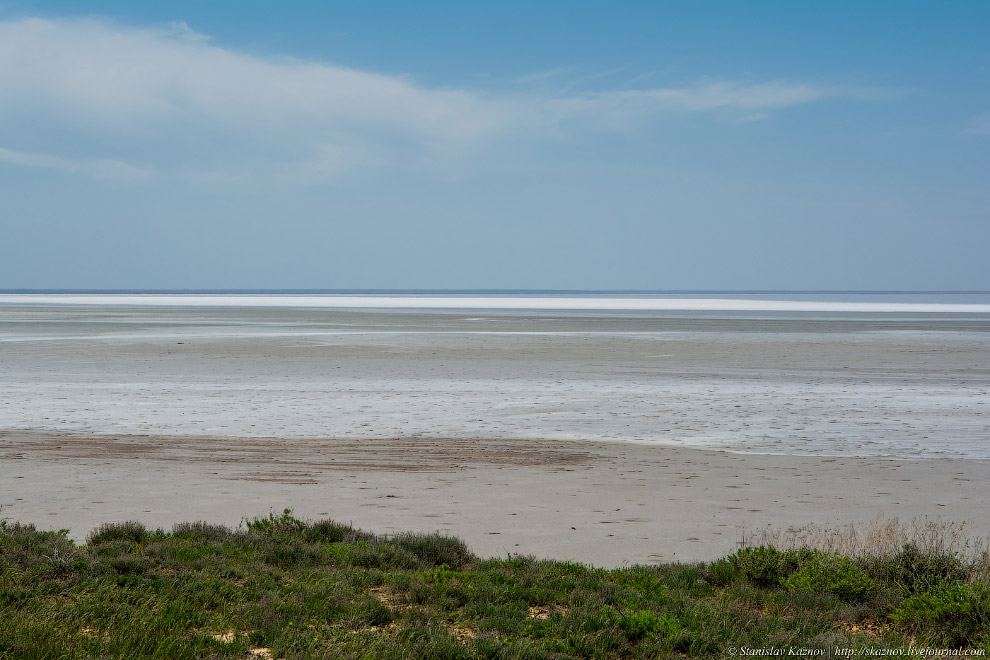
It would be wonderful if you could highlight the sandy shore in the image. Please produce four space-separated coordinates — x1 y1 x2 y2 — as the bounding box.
4 429 988 567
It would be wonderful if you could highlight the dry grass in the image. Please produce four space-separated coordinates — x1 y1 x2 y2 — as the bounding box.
741 516 990 564
835 618 893 640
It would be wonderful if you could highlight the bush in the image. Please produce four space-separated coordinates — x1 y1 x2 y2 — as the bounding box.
873 543 969 594
703 558 738 587
171 521 233 541
782 554 877 602
708 546 878 602
0 521 38 542
246 509 306 537
390 532 473 569
735 546 786 588
304 519 373 544
712 546 815 589
890 583 990 646
92 540 135 559
86 521 147 546
346 543 420 570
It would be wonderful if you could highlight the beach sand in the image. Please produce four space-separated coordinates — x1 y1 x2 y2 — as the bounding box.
4 429 988 567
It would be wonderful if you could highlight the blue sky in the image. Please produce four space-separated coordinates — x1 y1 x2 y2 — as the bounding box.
1 1 987 289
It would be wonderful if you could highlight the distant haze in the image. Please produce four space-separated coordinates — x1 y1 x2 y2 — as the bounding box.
1 2 987 290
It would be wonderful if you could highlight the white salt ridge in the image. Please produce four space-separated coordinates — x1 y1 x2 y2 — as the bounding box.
3 294 990 313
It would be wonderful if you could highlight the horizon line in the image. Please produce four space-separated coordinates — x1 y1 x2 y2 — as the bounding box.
3 289 990 295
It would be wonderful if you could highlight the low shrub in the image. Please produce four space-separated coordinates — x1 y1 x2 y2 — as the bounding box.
703 557 739 587
782 554 877 603
304 519 373 544
171 521 233 541
734 546 786 588
86 521 148 546
709 546 878 603
246 509 306 537
42 546 82 577
872 543 969 594
890 583 990 646
92 539 135 559
709 546 818 589
0 521 38 542
346 542 420 570
391 532 473 569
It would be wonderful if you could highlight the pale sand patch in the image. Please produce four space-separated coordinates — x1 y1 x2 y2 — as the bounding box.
2 429 988 566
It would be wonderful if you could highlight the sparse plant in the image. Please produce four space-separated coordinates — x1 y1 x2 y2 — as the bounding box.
246 508 306 536
41 546 76 577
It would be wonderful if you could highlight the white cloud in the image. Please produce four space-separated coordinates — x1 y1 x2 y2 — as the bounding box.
0 18 500 141
0 17 848 183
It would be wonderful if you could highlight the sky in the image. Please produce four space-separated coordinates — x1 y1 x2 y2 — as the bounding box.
0 1 987 290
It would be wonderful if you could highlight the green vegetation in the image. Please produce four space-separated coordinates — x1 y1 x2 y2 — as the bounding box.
2 510 989 659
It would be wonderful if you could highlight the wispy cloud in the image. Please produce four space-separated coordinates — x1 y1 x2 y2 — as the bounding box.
516 67 574 84
541 81 833 129
0 17 856 184
0 146 152 182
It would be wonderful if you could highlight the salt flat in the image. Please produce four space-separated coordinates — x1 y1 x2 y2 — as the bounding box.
1 299 988 563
